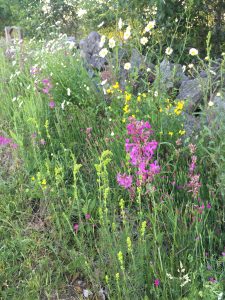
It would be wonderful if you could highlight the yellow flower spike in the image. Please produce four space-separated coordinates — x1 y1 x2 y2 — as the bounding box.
132 114 135 118
105 275 109 284
31 176 35 181
137 96 141 102
127 237 132 252
159 107 163 112
122 118 126 123
125 92 131 102
168 131 174 136
115 273 120 281
123 105 130 113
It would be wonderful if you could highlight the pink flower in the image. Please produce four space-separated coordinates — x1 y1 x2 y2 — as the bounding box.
207 203 211 209
0 136 12 146
154 279 160 287
74 223 79 234
49 101 55 109
40 139 46 145
117 173 133 189
85 214 91 220
222 252 225 257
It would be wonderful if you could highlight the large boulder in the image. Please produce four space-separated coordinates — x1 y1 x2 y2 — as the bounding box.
177 77 208 113
158 59 188 90
79 32 107 70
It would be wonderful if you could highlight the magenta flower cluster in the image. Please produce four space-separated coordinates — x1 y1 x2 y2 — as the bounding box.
0 136 18 149
117 117 160 189
42 78 53 95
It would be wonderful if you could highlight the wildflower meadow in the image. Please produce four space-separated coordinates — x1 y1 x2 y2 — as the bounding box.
0 1 225 299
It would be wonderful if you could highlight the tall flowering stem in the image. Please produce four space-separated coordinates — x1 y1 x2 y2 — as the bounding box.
117 117 160 190
187 144 201 198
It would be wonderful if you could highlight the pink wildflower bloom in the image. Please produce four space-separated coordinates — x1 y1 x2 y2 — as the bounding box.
117 173 133 189
209 277 216 283
49 101 55 109
85 214 91 220
207 203 211 209
74 223 79 234
0 136 12 146
10 143 18 149
154 279 160 287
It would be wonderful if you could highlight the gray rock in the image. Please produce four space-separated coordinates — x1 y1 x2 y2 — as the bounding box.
158 59 188 90
177 78 207 113
79 32 107 70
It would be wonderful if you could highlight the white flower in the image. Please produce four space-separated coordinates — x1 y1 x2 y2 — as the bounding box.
77 8 87 18
99 35 106 47
118 18 123 30
208 101 214 107
140 37 148 45
97 21 105 28
147 68 151 72
101 79 107 85
218 292 223 300
188 63 194 69
67 88 71 96
216 92 221 97
99 48 108 58
111 131 114 136
144 20 156 32
109 37 116 49
182 65 186 72
189 48 198 56
154 91 158 97
165 47 173 56
124 26 131 40
124 62 131 70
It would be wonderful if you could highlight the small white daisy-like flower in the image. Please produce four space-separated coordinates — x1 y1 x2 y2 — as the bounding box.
188 63 194 69
216 92 221 97
124 62 131 70
208 101 214 107
111 131 115 136
140 37 148 45
182 65 186 72
189 48 198 56
165 47 173 56
99 48 108 58
154 91 158 97
67 88 71 96
144 20 156 32
109 37 116 49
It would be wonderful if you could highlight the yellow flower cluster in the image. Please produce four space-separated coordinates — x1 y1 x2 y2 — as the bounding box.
174 101 185 115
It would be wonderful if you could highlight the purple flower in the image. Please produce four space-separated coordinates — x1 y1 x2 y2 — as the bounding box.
209 277 216 283
49 101 55 109
74 223 79 234
117 173 133 189
207 203 211 209
0 136 12 146
85 214 91 220
154 279 160 287
222 252 225 257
